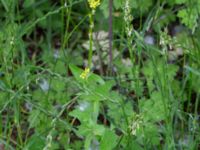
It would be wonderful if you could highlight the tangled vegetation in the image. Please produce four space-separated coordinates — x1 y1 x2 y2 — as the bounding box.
0 0 200 149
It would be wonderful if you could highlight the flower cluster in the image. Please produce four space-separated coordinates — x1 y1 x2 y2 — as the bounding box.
80 67 90 79
88 0 101 9
123 0 133 37
129 114 143 136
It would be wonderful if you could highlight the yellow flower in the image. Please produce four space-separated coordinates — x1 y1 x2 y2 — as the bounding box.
88 0 101 9
80 67 90 79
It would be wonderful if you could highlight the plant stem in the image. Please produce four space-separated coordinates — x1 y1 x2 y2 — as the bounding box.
88 11 94 68
109 0 113 73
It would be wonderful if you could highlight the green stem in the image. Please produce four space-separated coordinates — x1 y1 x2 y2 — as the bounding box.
88 11 94 68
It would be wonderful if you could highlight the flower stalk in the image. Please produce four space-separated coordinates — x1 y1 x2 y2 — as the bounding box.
80 0 101 79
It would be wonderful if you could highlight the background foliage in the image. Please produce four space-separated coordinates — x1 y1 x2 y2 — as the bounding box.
0 0 199 149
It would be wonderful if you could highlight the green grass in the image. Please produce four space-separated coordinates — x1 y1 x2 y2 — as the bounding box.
0 0 199 149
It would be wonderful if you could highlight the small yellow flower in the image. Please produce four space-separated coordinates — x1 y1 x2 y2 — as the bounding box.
88 0 101 9
80 67 90 79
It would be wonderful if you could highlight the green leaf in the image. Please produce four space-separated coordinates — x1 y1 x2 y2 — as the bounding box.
100 129 118 150
69 102 92 123
78 121 105 137
88 73 105 85
137 122 160 145
25 134 45 150
137 0 153 13
177 9 197 30
28 110 41 128
124 140 143 150
0 80 7 90
54 60 66 74
139 92 168 122
93 124 105 136
69 64 83 80
113 0 123 9
84 134 93 150
0 0 8 11
100 0 109 18
23 0 35 8
175 0 187 4
142 59 178 92
51 78 66 92
69 64 105 84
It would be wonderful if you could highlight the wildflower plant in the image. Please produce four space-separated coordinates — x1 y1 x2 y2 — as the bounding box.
80 0 101 79
80 67 90 79
87 0 101 67
124 0 134 38
129 114 143 136
1 0 200 150
88 0 101 9
123 0 135 66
